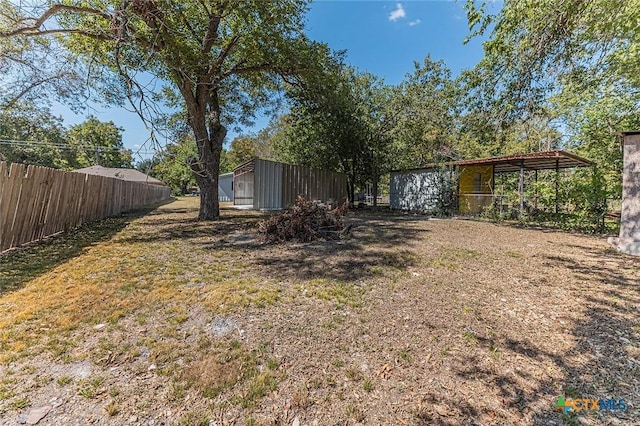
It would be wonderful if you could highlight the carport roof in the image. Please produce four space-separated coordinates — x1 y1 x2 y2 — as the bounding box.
397 150 591 174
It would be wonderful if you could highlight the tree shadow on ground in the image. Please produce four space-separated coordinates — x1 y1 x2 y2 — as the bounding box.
214 212 429 282
430 245 640 425
473 217 619 238
115 208 430 282
0 204 168 296
115 208 267 243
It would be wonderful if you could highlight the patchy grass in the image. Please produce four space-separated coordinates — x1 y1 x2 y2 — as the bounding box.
427 247 483 270
362 377 374 393
237 370 278 408
0 215 135 293
182 340 261 400
0 198 638 425
298 278 366 307
0 200 278 365
77 376 105 399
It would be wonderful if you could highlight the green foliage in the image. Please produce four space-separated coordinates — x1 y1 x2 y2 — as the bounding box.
227 136 256 169
483 168 612 234
1 0 320 219
273 54 398 201
135 157 160 176
68 116 131 168
461 0 639 223
0 106 132 170
464 0 640 119
0 104 74 169
153 136 198 195
390 56 460 168
225 132 275 171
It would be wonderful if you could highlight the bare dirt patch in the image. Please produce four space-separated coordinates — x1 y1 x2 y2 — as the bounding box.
0 198 638 425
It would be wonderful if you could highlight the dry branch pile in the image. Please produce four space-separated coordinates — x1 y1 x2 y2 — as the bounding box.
258 196 350 243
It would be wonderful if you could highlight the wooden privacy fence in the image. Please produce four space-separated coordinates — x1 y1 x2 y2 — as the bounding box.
0 161 171 252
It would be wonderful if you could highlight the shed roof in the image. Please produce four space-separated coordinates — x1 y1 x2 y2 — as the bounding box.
397 150 591 174
74 165 165 185
233 158 256 176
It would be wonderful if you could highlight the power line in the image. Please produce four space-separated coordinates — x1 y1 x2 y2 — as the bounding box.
0 138 159 155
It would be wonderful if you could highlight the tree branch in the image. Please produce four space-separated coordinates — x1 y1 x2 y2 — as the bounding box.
202 15 221 54
208 34 241 77
220 63 274 80
2 28 112 40
2 74 63 109
0 4 111 38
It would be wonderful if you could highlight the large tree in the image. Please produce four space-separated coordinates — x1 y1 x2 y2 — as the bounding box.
465 0 640 198
465 0 640 120
0 104 77 169
153 135 198 195
0 0 318 219
69 116 131 168
273 59 372 202
225 133 275 170
390 56 460 166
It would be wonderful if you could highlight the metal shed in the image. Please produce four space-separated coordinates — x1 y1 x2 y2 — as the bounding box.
390 168 452 212
218 172 233 202
233 158 347 210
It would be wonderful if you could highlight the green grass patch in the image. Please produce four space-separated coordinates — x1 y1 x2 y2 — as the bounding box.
10 397 30 410
462 331 478 346
300 279 366 307
237 371 278 408
77 376 105 399
428 247 482 270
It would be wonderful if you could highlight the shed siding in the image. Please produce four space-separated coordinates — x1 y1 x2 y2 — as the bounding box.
281 163 347 208
254 158 283 209
390 169 446 212
458 165 493 214
218 173 233 202
233 158 347 210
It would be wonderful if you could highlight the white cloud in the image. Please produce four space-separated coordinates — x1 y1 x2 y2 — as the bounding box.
408 19 421 26
389 3 406 21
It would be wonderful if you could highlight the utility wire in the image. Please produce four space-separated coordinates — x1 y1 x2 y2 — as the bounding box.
0 138 159 155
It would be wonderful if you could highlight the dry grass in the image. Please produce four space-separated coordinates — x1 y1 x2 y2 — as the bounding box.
0 197 638 425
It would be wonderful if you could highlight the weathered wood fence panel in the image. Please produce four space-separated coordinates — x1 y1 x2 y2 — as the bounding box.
0 161 171 252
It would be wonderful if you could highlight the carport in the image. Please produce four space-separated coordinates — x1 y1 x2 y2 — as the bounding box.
447 150 592 214
390 150 592 214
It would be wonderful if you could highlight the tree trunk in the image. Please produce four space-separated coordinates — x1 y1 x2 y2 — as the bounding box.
196 171 218 218
174 72 226 220
345 176 355 204
349 161 357 203
191 134 222 220
180 83 227 220
372 174 379 207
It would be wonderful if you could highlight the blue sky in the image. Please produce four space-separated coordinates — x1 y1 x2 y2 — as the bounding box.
51 0 500 162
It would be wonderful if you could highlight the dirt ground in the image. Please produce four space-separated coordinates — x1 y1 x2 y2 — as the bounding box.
0 197 638 426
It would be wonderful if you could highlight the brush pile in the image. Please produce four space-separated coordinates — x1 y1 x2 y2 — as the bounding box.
259 196 350 243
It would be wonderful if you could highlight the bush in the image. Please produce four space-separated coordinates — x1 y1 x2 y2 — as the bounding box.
258 196 350 243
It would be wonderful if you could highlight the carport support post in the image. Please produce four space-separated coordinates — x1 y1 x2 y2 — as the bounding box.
491 165 496 209
518 160 524 216
555 159 559 215
534 170 538 209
